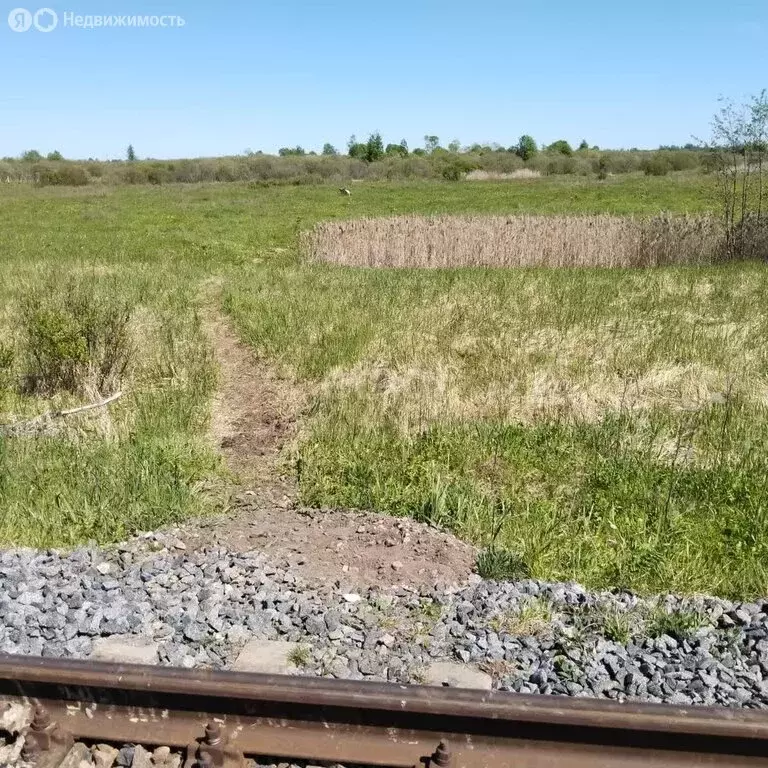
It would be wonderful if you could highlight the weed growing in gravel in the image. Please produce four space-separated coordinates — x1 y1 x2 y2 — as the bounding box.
413 598 444 624
599 607 642 644
646 606 708 640
366 596 400 631
288 645 311 668
376 614 400 632
553 655 581 683
490 598 554 637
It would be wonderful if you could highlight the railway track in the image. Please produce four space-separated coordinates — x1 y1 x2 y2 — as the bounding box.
2 655 768 768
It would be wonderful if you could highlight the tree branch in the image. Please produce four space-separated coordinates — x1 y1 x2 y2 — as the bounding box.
0 391 123 437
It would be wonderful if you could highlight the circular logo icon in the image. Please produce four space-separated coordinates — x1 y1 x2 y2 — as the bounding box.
8 7 33 31
33 7 58 31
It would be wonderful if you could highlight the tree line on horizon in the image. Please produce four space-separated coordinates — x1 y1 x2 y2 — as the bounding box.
3 90 764 188
7 134 704 167
274 133 703 162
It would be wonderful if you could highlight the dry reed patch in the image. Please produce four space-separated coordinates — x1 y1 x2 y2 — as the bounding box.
466 169 542 180
303 214 725 269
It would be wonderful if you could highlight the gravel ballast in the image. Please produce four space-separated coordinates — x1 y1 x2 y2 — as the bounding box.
2 532 768 708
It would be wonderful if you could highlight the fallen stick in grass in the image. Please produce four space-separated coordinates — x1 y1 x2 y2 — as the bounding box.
0 391 123 437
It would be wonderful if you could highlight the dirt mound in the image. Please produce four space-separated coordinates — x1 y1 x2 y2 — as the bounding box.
176 498 477 591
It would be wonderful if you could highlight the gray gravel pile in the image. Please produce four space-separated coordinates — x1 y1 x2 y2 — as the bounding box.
2 532 768 708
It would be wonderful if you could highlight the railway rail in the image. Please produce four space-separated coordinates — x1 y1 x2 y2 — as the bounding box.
2 655 768 768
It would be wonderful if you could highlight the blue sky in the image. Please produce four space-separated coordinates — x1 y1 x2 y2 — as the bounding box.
1 0 767 159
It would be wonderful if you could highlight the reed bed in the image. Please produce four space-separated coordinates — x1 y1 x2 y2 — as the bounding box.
303 214 726 268
465 169 542 180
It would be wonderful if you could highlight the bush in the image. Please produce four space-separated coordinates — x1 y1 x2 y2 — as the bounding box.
120 165 154 184
642 153 672 176
596 155 609 180
595 151 643 175
434 154 475 181
474 152 525 174
19 277 133 395
33 163 90 187
543 155 577 175
663 150 700 172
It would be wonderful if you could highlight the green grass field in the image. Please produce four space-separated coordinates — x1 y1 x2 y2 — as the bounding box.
5 173 768 599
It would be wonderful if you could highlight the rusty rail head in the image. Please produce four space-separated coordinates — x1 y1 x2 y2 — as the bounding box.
1 654 766 742
2 654 768 768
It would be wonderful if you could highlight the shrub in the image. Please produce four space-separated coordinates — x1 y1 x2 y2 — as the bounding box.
642 153 672 176
597 155 609 180
19 277 133 395
434 154 475 181
543 155 577 175
33 163 90 187
474 152 525 174
120 165 151 185
663 150 700 172
144 162 174 185
591 151 643 175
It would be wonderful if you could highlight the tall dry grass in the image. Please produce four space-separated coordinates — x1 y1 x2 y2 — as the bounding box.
303 214 726 268
466 169 542 180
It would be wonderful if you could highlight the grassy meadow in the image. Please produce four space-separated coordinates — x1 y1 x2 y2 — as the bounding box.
5 173 768 598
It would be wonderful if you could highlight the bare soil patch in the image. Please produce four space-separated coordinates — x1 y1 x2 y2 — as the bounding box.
207 306 304 506
174 498 477 591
